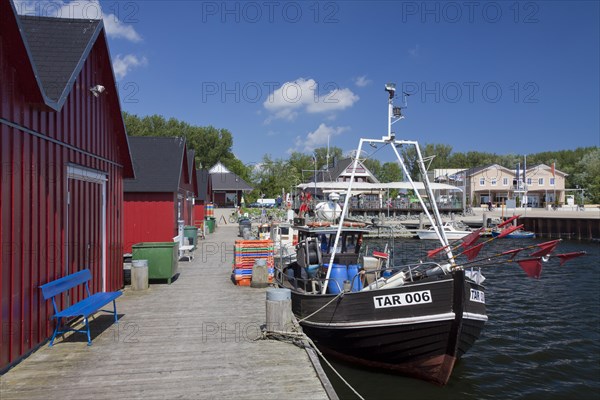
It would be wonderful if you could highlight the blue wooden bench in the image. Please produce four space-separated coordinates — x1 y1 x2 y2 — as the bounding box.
39 269 122 346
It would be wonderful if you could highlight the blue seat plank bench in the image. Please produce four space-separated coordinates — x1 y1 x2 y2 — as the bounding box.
39 269 122 346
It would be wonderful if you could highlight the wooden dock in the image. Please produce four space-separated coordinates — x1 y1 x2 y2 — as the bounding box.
0 225 331 400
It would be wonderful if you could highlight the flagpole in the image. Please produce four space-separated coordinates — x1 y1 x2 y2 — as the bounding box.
553 161 556 207
524 154 527 216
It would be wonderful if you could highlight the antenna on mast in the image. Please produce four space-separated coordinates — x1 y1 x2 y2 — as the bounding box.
383 82 408 142
326 135 330 168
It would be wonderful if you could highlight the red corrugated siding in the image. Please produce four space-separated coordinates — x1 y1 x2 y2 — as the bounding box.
123 193 176 253
0 10 128 371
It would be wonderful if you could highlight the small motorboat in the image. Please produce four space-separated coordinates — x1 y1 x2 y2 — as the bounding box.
491 229 535 239
490 215 535 238
417 221 473 240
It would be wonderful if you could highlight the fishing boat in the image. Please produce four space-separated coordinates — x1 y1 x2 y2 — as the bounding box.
276 84 489 385
274 83 584 385
416 221 473 240
270 221 298 265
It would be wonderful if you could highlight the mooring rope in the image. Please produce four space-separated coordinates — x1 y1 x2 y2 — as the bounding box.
296 291 345 324
260 326 366 400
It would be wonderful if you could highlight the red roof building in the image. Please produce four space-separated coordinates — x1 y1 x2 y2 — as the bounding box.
0 1 134 371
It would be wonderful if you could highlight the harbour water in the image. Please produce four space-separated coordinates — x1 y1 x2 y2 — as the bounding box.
324 238 600 400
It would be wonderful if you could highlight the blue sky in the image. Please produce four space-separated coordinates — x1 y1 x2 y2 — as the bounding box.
16 1 600 165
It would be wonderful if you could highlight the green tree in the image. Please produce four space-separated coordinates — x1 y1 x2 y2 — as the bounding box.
314 146 343 169
123 112 236 169
570 148 600 203
380 162 402 182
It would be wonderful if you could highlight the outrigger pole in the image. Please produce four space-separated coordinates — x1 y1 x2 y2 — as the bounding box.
321 82 457 294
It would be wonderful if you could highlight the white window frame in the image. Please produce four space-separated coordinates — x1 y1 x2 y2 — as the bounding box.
527 178 532 186
479 178 485 186
550 177 555 186
538 178 544 185
491 178 497 186
503 177 508 186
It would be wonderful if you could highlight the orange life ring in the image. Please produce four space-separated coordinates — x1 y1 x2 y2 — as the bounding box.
307 221 331 227
343 221 366 228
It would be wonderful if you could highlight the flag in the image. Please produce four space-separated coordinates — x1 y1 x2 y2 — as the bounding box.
501 248 523 258
461 228 484 249
557 251 586 266
518 258 542 279
530 239 560 257
463 242 484 261
427 245 449 258
497 224 524 238
497 215 521 228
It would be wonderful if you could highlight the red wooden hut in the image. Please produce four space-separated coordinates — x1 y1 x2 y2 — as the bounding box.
123 137 198 253
0 2 134 371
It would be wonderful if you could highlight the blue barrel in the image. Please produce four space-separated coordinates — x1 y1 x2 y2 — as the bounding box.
347 264 363 292
325 264 347 294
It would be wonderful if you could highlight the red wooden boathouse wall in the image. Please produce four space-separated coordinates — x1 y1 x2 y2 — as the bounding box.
123 193 177 253
123 151 197 253
0 2 133 371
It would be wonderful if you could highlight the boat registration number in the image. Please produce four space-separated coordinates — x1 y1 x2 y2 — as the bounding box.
470 289 485 304
373 290 432 309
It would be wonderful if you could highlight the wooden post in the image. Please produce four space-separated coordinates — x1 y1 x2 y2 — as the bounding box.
418 213 424 229
251 259 269 288
482 212 488 228
266 288 293 333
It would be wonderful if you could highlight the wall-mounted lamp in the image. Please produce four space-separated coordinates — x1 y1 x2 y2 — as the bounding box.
90 84 105 97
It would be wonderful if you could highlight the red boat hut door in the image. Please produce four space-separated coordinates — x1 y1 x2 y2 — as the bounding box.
66 165 107 301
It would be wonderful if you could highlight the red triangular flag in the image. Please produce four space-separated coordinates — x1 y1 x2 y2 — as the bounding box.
497 215 521 228
427 245 449 258
497 224 524 238
461 228 484 248
502 248 523 257
518 258 542 278
463 242 484 261
557 251 586 266
530 240 560 257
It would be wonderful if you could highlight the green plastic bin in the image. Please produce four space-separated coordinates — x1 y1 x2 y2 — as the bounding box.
205 217 215 234
132 242 179 284
183 226 199 250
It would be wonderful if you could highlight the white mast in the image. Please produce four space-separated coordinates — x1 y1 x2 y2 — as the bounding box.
321 82 454 294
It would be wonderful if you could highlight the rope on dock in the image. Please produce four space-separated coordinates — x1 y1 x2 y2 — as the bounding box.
259 312 366 400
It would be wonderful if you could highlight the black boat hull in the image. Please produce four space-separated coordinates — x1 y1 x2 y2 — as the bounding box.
291 270 486 384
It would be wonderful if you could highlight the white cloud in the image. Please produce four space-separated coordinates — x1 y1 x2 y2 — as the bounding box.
354 75 372 87
291 123 349 153
263 78 359 123
113 54 147 79
103 14 142 42
306 88 359 113
14 0 142 42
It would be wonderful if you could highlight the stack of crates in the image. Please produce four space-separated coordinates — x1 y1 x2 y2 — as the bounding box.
233 240 274 286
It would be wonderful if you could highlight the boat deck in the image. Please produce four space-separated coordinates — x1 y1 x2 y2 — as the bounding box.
0 225 331 400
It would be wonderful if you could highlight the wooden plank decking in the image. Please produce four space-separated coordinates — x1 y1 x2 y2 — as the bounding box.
0 225 331 400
